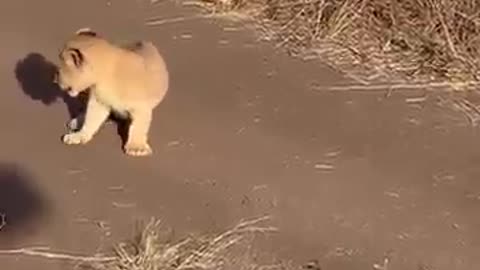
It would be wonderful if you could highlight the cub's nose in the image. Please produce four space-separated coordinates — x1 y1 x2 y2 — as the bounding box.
52 71 70 91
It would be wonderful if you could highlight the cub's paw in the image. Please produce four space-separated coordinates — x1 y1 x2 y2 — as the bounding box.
62 132 91 145
124 142 153 157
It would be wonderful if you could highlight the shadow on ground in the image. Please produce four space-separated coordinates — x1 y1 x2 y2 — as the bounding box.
0 163 50 247
14 52 86 119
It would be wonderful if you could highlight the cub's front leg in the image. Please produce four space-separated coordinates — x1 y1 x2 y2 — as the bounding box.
62 95 110 145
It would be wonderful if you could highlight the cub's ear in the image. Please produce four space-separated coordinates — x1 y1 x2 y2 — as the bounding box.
75 27 98 37
63 48 85 68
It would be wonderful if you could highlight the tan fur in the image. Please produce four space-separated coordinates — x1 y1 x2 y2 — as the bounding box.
54 28 169 156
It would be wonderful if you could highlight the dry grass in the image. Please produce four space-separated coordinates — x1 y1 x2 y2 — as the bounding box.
0 216 283 270
90 216 279 270
193 0 480 91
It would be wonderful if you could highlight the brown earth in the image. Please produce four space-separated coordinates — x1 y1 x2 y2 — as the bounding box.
1 1 480 269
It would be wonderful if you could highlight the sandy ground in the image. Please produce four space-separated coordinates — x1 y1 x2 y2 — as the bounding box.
1 0 480 269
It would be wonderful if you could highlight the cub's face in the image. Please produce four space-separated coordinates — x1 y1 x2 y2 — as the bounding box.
54 47 94 97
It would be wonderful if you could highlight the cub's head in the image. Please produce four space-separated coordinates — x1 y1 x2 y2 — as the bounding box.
54 28 99 97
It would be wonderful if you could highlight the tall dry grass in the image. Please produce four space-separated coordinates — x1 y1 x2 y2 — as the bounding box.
197 0 480 90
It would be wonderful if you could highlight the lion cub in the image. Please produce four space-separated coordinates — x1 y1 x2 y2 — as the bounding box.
54 28 169 156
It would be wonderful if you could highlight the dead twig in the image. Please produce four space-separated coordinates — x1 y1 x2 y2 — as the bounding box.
145 14 216 26
0 247 115 262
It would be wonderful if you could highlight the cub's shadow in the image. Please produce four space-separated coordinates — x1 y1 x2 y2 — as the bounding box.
0 163 50 248
14 52 86 119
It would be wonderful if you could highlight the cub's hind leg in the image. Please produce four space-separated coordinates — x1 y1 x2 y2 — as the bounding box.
63 95 110 145
124 109 153 156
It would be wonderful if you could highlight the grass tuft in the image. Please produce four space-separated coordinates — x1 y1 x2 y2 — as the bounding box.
89 216 280 270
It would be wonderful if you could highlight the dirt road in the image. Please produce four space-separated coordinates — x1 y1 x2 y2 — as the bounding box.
1 1 480 269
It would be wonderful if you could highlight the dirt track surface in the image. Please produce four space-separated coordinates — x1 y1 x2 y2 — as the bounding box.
1 1 480 269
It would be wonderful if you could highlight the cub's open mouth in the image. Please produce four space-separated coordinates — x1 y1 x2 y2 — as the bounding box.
66 88 79 97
